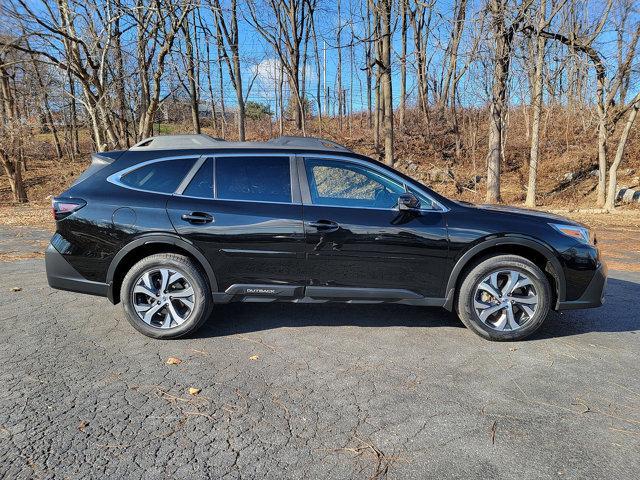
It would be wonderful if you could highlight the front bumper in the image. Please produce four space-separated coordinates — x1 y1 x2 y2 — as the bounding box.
557 260 607 310
45 244 109 297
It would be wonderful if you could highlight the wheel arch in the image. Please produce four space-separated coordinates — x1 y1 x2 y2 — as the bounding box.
106 234 218 304
443 236 565 311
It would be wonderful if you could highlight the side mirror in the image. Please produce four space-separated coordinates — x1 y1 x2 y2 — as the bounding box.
397 193 421 212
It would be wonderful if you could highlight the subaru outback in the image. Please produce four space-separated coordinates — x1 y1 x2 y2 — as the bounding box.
45 134 607 341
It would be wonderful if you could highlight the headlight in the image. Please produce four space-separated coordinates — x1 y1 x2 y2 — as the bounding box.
550 223 592 244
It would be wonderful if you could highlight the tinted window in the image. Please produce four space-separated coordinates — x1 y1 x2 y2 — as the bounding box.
407 186 435 210
305 159 405 208
216 156 291 203
183 158 213 198
121 158 195 193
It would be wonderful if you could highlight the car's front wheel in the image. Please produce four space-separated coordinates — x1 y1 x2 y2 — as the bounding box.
120 253 212 339
456 254 551 341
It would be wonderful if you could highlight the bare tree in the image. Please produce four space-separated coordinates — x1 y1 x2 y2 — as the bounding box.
605 91 640 211
137 1 191 140
525 0 565 206
210 0 245 140
0 45 27 202
408 0 434 119
182 9 201 134
525 0 640 207
486 0 533 203
248 0 314 133
441 0 468 110
369 0 394 165
399 0 408 128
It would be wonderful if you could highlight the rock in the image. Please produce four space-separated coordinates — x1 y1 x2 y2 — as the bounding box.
617 188 640 204
562 172 575 182
428 167 454 183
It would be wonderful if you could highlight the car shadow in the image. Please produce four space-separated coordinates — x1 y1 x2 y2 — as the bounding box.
531 277 640 340
194 278 640 340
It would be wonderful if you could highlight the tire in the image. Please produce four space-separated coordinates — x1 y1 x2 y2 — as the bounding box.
455 254 551 341
120 253 212 339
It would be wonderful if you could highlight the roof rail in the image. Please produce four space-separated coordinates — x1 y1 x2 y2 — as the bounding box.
130 134 223 150
267 136 352 152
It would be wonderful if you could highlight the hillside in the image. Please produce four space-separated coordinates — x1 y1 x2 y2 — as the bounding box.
3 108 639 209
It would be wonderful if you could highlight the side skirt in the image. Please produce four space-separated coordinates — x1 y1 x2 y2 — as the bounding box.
211 284 447 307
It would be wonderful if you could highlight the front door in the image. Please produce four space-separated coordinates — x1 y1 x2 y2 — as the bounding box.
166 154 305 294
299 157 449 299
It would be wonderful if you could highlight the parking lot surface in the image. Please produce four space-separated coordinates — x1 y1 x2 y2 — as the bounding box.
1 230 639 479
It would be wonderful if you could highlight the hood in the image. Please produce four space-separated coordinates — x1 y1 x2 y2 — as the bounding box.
458 201 582 225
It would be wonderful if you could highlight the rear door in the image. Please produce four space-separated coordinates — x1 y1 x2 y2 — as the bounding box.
298 156 449 300
166 154 306 294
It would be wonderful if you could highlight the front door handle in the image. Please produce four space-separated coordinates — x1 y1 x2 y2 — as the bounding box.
308 220 339 232
181 212 214 224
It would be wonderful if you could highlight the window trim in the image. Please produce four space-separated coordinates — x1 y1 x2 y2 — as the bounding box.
297 155 449 212
175 156 207 195
106 155 203 196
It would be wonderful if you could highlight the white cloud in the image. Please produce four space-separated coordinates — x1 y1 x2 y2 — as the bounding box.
252 58 316 89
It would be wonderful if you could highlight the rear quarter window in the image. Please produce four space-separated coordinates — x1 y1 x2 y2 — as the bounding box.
120 158 196 193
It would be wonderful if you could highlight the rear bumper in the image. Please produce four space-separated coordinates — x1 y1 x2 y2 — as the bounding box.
45 244 109 297
557 261 607 311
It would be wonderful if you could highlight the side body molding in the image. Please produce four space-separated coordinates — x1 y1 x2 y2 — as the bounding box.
106 234 218 303
442 236 566 311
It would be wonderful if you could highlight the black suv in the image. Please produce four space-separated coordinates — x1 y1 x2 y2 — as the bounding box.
45 134 606 341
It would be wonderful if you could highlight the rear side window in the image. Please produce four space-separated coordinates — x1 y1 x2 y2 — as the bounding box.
121 158 195 193
216 156 291 203
183 158 213 198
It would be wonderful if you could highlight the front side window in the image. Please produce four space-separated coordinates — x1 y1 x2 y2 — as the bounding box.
305 158 405 208
216 156 291 203
120 157 196 194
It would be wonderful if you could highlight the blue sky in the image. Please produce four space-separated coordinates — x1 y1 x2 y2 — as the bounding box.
204 0 637 114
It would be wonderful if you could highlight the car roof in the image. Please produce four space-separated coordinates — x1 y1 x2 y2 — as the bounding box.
129 134 353 154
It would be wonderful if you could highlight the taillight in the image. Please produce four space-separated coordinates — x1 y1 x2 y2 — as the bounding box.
51 197 86 220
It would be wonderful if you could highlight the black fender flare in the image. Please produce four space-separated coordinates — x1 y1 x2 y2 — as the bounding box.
106 233 218 303
442 236 566 310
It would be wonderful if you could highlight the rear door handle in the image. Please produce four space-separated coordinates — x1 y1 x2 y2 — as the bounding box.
308 220 339 232
181 212 214 224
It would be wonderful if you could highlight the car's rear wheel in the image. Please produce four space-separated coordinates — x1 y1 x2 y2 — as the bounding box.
120 253 211 339
456 255 551 341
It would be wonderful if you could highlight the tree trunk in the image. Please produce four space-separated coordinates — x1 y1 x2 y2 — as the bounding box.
183 17 201 134
399 0 407 128
486 0 511 204
525 0 547 207
113 0 129 146
337 0 343 130
442 0 467 110
380 0 394 166
604 92 640 211
0 153 28 203
68 70 79 155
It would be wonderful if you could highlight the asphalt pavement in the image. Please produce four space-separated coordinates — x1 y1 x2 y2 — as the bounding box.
1 228 639 479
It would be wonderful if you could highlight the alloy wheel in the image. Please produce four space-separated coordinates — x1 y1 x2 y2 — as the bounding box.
132 268 195 329
473 270 538 332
